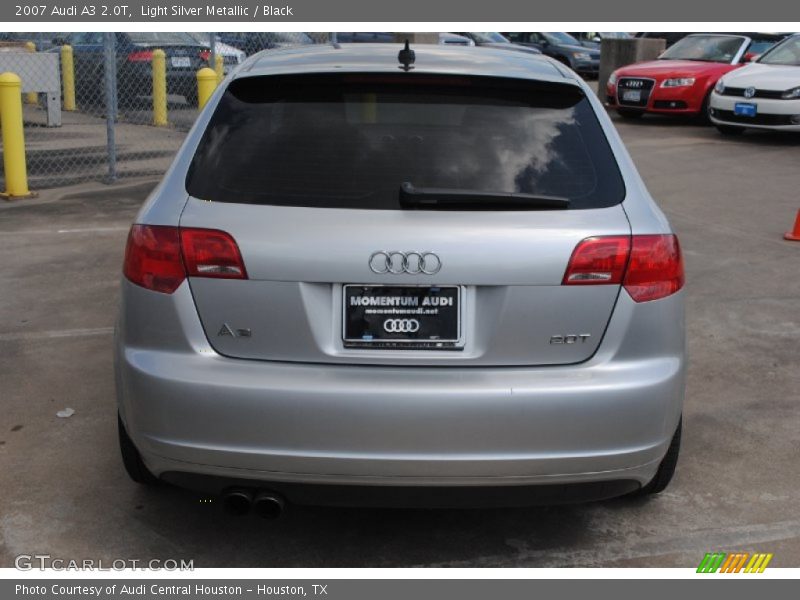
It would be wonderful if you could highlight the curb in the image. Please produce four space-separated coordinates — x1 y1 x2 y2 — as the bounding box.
0 177 160 209
60 178 159 201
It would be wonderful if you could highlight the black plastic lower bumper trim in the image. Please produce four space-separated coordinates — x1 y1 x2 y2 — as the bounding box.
160 471 641 508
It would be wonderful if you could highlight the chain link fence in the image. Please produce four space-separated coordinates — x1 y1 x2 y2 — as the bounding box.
0 32 330 190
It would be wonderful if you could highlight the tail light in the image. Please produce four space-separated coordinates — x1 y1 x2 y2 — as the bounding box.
199 49 211 62
123 225 184 294
123 225 247 294
623 235 684 302
127 50 154 62
562 236 630 285
180 228 248 279
563 234 684 302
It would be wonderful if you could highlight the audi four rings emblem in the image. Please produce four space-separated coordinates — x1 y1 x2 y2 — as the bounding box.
383 319 421 333
369 251 442 275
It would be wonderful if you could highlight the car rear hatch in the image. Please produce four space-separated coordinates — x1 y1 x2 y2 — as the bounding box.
180 72 630 367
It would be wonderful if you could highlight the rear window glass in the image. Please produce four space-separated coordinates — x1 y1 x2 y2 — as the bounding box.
186 74 625 210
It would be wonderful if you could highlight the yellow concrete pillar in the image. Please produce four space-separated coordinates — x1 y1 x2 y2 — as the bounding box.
24 42 38 105
61 45 75 111
196 67 218 109
152 49 167 126
214 54 224 83
0 72 33 199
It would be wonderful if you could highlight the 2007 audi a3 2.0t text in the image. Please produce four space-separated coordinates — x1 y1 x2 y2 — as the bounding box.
115 43 685 516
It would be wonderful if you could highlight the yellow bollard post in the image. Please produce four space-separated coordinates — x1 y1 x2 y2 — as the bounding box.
61 44 75 111
214 54 224 83
152 49 167 126
196 67 218 110
24 42 38 105
0 72 35 199
362 92 377 123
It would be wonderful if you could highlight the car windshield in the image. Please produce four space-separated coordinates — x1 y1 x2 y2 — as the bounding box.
184 33 209 45
544 32 581 45
659 35 745 63
127 32 197 44
470 32 509 44
758 35 800 65
187 74 625 210
748 38 781 56
598 32 631 39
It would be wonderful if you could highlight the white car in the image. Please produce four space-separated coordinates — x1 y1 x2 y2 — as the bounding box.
439 33 475 46
709 34 800 134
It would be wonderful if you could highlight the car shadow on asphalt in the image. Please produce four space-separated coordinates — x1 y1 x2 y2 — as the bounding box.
124 482 653 568
608 111 800 147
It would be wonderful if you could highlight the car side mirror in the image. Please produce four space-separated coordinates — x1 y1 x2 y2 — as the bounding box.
742 52 757 63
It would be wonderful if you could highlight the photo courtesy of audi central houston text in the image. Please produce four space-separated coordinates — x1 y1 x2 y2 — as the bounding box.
116 42 685 514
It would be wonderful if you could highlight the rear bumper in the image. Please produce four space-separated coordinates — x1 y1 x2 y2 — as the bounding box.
116 277 685 496
574 59 600 76
709 93 800 131
121 64 198 96
606 81 706 115
159 471 643 507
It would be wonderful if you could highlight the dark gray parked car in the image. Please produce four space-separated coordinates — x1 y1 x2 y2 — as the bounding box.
56 31 208 106
455 32 542 54
568 32 632 49
216 32 314 56
503 32 600 77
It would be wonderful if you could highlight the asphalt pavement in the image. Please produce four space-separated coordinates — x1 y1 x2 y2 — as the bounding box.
0 113 799 568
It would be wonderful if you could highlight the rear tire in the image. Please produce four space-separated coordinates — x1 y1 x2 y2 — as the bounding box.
617 108 643 120
637 418 681 495
715 124 745 136
118 415 159 486
697 92 713 124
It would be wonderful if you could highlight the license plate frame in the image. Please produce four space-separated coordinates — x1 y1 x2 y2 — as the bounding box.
171 56 191 68
622 89 642 103
734 102 757 117
342 284 463 350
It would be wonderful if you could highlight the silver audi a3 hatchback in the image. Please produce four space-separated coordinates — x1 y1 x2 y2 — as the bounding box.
116 43 685 515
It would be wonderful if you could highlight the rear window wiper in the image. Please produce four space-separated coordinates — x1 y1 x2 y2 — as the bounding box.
399 182 570 210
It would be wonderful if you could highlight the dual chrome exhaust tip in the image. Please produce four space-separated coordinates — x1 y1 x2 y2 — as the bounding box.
222 488 286 519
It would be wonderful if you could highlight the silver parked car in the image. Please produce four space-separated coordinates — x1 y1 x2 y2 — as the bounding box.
116 43 685 516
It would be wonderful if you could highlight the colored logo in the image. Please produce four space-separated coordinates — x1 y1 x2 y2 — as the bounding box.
697 552 773 573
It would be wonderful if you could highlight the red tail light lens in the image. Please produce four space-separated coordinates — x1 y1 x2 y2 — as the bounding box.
123 225 184 294
199 49 211 62
563 234 684 302
124 225 247 294
563 236 631 285
623 234 684 302
180 228 248 279
127 50 154 62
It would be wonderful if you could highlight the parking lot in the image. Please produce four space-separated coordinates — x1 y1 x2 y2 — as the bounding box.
1 111 799 568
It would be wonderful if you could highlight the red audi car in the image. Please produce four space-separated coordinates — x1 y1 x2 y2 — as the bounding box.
606 33 785 119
